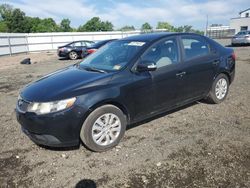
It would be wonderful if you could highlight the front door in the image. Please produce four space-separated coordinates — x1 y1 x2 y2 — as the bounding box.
134 37 183 117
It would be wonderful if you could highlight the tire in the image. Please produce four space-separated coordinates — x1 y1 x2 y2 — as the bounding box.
207 74 229 104
69 51 78 60
80 105 127 152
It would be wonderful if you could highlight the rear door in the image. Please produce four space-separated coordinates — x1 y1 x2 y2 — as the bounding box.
178 35 219 101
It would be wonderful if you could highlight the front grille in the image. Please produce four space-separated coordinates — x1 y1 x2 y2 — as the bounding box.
17 99 30 112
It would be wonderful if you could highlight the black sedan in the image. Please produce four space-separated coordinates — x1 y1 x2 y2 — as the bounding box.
16 33 235 152
82 39 117 58
57 40 94 60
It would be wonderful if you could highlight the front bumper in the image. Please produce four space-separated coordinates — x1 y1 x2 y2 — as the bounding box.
57 50 69 58
16 105 87 147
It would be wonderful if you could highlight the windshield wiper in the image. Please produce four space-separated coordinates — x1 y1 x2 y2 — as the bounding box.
83 66 107 73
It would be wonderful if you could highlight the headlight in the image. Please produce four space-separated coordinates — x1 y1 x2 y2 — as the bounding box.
27 97 76 115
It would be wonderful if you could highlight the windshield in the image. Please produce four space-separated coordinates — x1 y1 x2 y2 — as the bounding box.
79 40 146 72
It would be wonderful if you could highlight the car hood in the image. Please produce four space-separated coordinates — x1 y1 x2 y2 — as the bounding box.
58 45 67 48
21 65 114 102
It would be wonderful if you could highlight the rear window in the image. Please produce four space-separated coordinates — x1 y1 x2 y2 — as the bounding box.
90 40 107 48
181 36 210 60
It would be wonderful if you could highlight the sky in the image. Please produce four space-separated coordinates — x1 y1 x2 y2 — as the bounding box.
2 0 250 30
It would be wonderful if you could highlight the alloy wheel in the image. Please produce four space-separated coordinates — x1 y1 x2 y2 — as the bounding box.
215 78 228 100
91 113 121 146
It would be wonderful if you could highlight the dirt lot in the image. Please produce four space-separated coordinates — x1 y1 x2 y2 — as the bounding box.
0 47 250 188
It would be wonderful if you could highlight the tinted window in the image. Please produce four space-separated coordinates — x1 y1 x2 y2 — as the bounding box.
85 41 93 47
141 38 179 68
237 31 246 35
181 36 209 60
74 42 82 47
91 40 108 48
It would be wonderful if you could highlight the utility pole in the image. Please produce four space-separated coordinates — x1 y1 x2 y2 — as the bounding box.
205 14 208 36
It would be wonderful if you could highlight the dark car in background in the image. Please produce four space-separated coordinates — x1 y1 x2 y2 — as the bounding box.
57 40 94 60
16 33 235 152
82 39 117 58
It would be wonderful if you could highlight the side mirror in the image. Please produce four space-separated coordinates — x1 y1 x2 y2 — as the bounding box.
136 60 157 72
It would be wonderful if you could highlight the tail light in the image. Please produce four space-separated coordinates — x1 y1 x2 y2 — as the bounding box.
87 49 97 54
231 52 236 61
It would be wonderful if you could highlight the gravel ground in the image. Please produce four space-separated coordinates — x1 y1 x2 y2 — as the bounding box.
0 47 249 188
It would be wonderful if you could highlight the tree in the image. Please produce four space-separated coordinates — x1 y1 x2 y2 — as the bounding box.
182 25 192 32
156 22 174 31
175 25 203 34
60 18 72 32
0 20 7 32
25 17 40 32
0 3 64 33
141 22 152 30
7 8 30 32
100 21 113 31
78 17 113 32
32 18 59 32
0 4 12 20
120 25 135 31
0 4 30 33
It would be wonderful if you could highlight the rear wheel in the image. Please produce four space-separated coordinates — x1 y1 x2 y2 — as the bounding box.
207 74 229 104
80 105 126 152
69 51 78 60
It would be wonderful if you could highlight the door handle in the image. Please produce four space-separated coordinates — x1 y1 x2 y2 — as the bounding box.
176 71 186 77
212 60 220 66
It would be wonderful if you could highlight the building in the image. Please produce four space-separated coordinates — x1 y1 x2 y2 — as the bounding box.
206 25 234 38
230 8 250 34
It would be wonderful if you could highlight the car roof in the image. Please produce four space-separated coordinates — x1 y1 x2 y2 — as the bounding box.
121 32 202 42
95 39 117 43
71 40 94 43
237 30 250 33
121 32 172 42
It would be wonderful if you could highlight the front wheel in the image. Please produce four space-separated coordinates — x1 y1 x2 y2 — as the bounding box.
69 51 78 60
80 105 126 152
207 74 229 104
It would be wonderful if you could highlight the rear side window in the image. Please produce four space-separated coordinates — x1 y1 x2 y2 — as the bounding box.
73 42 82 47
181 36 210 60
84 41 93 47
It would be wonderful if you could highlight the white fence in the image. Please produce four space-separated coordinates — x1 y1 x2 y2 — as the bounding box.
0 31 143 56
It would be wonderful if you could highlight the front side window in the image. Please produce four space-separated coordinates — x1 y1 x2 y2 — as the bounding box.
181 36 210 60
79 40 146 72
141 38 179 68
237 31 246 35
